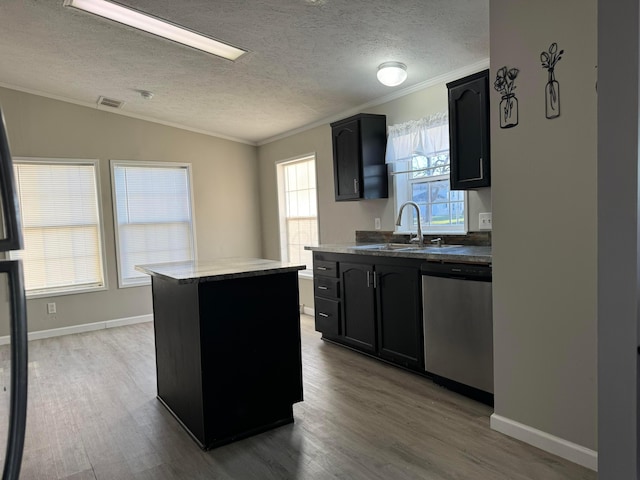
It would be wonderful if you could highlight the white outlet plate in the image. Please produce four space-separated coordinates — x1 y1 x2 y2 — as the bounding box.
47 302 56 314
479 212 492 230
374 218 381 230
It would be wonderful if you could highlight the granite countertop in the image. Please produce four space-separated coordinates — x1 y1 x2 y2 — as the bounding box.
136 258 306 284
306 244 492 265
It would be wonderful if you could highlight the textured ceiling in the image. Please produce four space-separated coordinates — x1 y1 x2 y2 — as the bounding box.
0 0 489 144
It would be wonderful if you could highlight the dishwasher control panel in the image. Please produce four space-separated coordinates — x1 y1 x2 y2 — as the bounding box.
421 262 491 281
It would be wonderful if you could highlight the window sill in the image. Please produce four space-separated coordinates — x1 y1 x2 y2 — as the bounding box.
298 270 314 280
118 279 152 289
25 284 108 299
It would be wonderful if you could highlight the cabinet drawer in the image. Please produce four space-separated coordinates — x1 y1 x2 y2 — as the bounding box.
314 297 340 336
314 277 340 299
314 260 338 278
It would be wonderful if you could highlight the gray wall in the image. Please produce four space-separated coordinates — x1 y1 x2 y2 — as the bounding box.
0 87 261 336
0 2 606 465
365 78 492 234
598 0 639 476
258 77 492 311
490 0 597 452
257 76 492 253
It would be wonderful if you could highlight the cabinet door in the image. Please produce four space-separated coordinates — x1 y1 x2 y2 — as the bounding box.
375 264 423 368
448 70 490 189
332 120 361 200
340 262 376 352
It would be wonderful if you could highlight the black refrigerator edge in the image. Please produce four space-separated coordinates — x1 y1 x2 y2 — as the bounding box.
0 106 28 480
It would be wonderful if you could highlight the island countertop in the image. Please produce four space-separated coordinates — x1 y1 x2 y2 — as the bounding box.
136 257 306 284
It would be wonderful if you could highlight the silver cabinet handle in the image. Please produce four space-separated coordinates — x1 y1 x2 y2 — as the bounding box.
318 312 330 318
318 285 328 290
366 270 371 288
353 178 359 194
317 266 328 271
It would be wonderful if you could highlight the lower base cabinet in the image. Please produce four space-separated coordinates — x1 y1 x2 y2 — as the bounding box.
341 262 376 352
313 253 424 371
376 264 423 368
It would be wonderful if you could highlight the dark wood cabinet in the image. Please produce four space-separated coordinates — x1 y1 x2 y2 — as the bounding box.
340 262 376 352
312 252 423 371
375 264 423 368
447 70 491 189
313 258 341 337
330 114 388 201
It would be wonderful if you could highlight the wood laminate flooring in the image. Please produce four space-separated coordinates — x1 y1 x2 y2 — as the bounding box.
0 315 596 479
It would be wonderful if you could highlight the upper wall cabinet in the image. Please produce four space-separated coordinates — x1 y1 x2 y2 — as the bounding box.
330 113 388 201
447 70 491 190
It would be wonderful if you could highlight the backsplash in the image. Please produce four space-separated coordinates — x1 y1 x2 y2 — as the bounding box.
355 230 492 246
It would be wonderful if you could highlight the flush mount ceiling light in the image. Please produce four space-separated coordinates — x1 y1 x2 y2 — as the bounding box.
63 0 247 61
139 90 154 100
377 62 408 87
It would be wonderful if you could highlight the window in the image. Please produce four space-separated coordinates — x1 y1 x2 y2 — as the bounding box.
10 159 106 297
386 113 467 233
276 155 318 275
111 161 195 287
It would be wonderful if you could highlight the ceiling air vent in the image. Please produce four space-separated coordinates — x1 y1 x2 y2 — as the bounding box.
97 96 125 109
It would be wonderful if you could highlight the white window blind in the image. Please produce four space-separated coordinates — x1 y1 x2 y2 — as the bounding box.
112 161 195 287
277 156 318 273
10 160 106 296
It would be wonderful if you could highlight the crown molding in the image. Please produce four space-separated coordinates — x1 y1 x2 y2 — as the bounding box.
256 58 490 146
0 81 257 146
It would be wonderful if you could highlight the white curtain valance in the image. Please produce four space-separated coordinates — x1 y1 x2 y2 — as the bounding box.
385 112 449 164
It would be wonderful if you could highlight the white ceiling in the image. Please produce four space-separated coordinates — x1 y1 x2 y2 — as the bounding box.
0 0 489 145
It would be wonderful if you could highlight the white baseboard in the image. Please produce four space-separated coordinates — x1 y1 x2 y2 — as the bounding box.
0 314 153 345
301 305 315 316
490 413 597 471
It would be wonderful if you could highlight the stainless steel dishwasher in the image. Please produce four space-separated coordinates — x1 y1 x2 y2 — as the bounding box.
421 262 493 399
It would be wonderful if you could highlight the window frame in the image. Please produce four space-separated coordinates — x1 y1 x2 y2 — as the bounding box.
10 157 108 298
275 153 318 278
110 160 197 288
393 157 468 235
387 115 468 235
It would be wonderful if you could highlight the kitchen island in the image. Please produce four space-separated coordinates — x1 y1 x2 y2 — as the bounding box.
136 258 305 450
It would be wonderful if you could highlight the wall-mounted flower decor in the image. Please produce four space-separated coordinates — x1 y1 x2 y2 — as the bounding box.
541 43 563 119
494 66 520 129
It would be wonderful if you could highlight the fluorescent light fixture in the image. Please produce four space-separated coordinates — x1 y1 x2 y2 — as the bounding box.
64 0 247 61
377 62 408 87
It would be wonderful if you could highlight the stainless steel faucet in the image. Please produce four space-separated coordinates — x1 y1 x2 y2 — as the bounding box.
395 201 423 245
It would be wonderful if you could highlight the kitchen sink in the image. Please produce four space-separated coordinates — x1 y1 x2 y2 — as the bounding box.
353 243 463 252
353 243 423 251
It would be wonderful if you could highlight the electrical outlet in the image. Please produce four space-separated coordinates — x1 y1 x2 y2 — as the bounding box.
47 302 56 314
374 218 381 230
479 212 492 230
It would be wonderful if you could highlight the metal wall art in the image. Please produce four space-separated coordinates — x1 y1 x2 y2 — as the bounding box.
494 66 520 129
541 43 563 119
